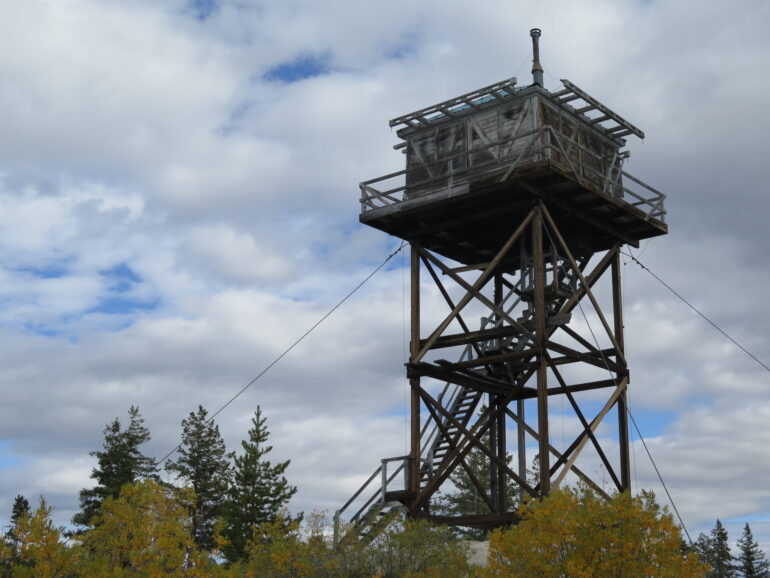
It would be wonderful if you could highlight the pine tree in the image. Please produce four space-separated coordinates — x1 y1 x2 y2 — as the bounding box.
73 405 158 529
695 531 715 569
165 405 232 551
6 494 30 544
8 495 30 527
433 432 519 540
222 406 298 562
3 498 78 576
710 519 737 577
3 495 31 570
737 523 769 578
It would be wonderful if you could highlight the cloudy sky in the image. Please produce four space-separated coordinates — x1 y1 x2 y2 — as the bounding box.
1 0 769 549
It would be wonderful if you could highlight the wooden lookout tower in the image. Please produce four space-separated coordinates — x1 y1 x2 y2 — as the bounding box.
336 29 667 537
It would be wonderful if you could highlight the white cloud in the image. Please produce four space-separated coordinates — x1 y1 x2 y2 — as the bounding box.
0 0 767 547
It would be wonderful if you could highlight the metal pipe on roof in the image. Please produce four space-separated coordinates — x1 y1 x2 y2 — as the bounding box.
530 28 544 87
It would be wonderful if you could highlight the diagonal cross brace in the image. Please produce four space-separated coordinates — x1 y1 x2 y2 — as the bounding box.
552 376 628 487
414 385 536 511
541 204 627 366
414 209 535 361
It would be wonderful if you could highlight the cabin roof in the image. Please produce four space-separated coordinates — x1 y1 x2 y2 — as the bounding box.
390 77 644 145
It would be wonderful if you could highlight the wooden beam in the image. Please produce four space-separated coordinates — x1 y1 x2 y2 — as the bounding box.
541 204 627 367
420 324 526 351
422 392 496 513
533 207 550 495
547 355 622 492
412 368 538 510
434 347 539 370
409 245 421 504
552 377 628 487
419 388 534 494
613 252 631 492
408 363 519 396
546 342 623 373
558 246 618 317
421 256 493 373
505 407 609 500
421 512 520 529
518 180 639 246
414 209 535 361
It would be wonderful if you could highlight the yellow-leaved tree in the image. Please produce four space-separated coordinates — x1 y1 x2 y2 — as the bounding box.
483 485 707 578
0 497 79 578
79 479 220 576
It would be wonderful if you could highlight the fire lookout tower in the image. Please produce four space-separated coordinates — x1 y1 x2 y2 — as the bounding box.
336 29 667 536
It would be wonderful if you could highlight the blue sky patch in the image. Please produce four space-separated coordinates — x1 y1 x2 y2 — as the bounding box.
88 296 159 316
264 54 330 83
101 263 142 293
628 407 676 438
0 441 21 468
17 264 68 279
23 322 62 338
188 0 218 21
386 37 417 61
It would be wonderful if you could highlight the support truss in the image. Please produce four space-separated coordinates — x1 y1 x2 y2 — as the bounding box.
335 200 634 539
398 202 630 530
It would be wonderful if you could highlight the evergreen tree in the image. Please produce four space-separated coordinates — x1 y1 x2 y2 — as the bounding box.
73 405 158 529
8 495 30 527
737 523 769 578
3 495 31 571
695 531 716 568
222 406 297 562
2 498 79 576
165 405 232 551
709 519 737 577
5 494 30 543
433 432 519 540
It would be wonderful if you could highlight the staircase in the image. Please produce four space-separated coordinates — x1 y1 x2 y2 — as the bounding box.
334 250 578 543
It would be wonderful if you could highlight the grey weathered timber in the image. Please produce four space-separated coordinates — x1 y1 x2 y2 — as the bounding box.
336 30 669 542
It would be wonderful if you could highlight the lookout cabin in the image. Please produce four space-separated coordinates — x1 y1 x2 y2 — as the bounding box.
359 74 667 266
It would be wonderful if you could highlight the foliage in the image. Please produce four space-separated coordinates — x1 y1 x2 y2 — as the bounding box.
695 519 737 577
231 512 315 577
711 520 737 577
1 497 79 577
3 494 31 568
8 496 30 530
225 510 469 578
166 405 232 551
73 405 159 529
79 479 218 576
433 449 519 540
483 485 707 577
432 421 521 540
736 523 769 578
221 406 298 563
364 515 471 578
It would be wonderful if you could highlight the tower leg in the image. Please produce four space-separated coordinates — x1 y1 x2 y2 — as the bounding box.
613 252 631 492
517 398 526 503
409 244 421 506
533 207 550 495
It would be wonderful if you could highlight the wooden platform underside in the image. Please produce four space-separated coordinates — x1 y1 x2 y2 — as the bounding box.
360 162 667 267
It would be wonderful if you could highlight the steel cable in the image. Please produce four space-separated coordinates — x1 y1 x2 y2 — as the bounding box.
157 241 407 465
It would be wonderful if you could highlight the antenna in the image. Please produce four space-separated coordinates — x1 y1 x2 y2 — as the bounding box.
530 28 544 86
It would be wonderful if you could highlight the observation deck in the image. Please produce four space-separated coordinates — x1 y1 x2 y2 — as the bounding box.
359 76 667 267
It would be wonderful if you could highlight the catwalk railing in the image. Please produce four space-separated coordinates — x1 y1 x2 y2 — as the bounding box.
360 126 666 223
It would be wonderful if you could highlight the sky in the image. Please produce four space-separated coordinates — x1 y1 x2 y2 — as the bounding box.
0 0 769 551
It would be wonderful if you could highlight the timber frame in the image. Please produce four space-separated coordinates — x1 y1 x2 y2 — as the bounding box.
335 65 666 539
402 202 630 528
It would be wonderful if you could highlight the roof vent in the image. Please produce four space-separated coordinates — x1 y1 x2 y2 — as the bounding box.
530 28 544 87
